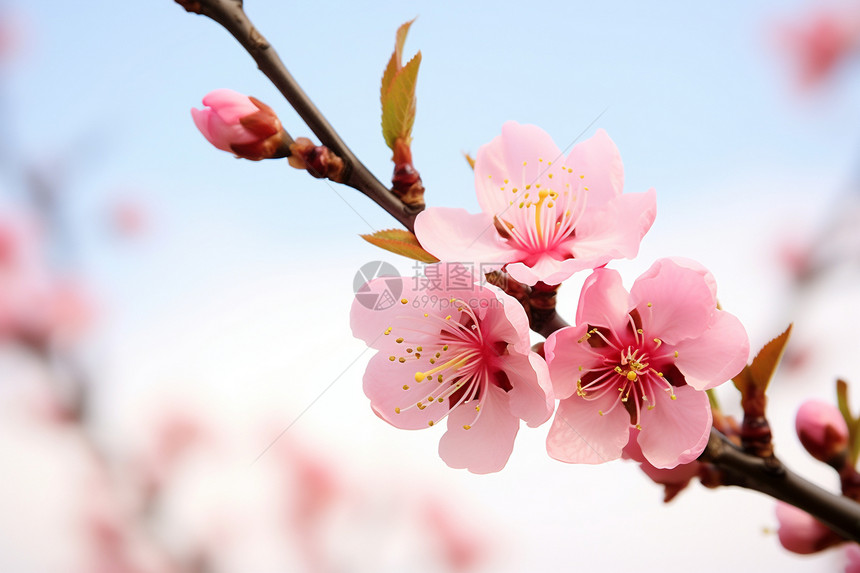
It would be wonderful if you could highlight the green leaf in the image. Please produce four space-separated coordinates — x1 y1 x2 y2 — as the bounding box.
381 20 421 150
360 228 439 263
733 324 792 396
381 19 414 95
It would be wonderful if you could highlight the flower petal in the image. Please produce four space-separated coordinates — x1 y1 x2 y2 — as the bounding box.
474 122 562 216
544 324 605 400
414 207 520 271
546 393 630 464
570 189 656 261
201 88 258 123
505 253 611 286
636 384 712 468
502 352 554 427
475 286 531 353
575 267 633 337
565 128 625 210
675 310 750 391
438 385 519 474
363 351 451 430
631 258 715 344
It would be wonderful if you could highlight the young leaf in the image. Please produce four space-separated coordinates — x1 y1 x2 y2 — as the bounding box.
733 323 793 396
381 20 421 150
360 228 439 263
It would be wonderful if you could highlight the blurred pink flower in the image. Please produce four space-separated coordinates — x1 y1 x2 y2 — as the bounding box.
0 213 93 346
415 122 656 286
191 89 287 160
846 543 860 573
351 265 553 473
796 399 850 464
776 502 842 554
777 7 860 88
544 258 749 468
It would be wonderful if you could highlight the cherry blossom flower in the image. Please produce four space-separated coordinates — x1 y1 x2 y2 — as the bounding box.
544 258 749 468
775 502 842 554
351 265 553 473
191 89 288 160
414 122 656 286
777 7 860 88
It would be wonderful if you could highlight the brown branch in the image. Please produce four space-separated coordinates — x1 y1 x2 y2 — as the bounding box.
176 0 421 232
701 428 860 543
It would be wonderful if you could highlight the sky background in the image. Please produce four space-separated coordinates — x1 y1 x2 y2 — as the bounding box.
4 0 860 571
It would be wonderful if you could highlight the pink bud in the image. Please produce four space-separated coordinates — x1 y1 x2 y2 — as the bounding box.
796 400 849 464
775 503 842 554
191 89 289 160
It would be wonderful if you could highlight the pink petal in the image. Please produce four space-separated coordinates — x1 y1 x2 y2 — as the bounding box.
674 310 750 391
414 208 520 271
475 286 531 354
349 275 438 351
201 88 258 123
660 256 718 299
630 258 715 344
636 384 712 469
505 253 611 286
575 267 633 337
438 385 519 474
570 189 657 261
502 352 554 427
544 324 605 400
775 502 841 554
474 122 562 216
565 128 625 210
363 352 451 430
190 108 217 147
546 393 630 464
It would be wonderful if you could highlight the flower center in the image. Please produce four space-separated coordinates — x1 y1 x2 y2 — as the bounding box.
383 297 504 430
575 320 680 429
491 161 587 256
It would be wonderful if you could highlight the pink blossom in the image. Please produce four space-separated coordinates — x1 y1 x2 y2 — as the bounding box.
775 502 842 554
191 89 287 160
544 258 749 468
350 265 553 473
796 399 849 464
777 8 860 88
846 543 860 573
415 122 656 286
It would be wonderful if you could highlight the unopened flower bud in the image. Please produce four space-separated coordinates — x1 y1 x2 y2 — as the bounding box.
796 399 849 464
775 502 843 554
191 89 291 161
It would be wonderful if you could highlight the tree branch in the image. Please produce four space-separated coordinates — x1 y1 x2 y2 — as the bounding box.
176 0 421 231
701 428 860 543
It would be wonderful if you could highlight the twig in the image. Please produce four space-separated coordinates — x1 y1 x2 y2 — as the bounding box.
701 428 860 543
176 0 421 231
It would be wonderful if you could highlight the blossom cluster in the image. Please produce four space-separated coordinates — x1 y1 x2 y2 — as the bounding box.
350 121 751 473
190 92 751 474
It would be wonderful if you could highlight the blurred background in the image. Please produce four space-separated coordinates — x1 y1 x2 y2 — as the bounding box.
2 0 860 571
